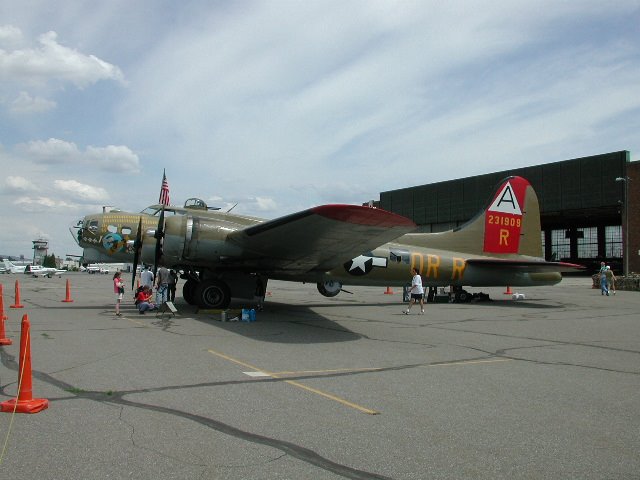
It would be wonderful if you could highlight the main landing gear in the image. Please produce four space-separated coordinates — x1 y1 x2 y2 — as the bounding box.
181 272 267 310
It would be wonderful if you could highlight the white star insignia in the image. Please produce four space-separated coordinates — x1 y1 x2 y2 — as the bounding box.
349 255 370 273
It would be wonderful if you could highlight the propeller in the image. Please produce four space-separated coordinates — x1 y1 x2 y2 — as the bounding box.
153 207 165 277
131 217 143 290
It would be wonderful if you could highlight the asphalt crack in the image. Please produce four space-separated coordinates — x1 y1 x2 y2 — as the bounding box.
0 348 393 480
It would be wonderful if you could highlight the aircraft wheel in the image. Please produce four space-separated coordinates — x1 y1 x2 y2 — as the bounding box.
182 280 197 305
455 290 470 302
317 280 341 297
196 279 231 309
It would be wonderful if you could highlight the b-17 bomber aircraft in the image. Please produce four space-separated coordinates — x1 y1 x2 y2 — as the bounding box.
73 176 582 308
73 198 416 308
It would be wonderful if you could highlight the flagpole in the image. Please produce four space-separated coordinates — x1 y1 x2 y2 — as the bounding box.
159 169 170 206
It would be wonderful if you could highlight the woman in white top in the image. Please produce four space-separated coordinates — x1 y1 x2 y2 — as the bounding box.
404 268 425 314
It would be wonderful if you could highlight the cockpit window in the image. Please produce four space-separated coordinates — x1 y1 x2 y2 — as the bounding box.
121 227 132 235
184 198 208 210
107 225 118 233
140 207 160 215
88 220 99 233
140 206 179 216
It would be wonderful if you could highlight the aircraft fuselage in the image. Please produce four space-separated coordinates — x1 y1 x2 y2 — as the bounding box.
74 177 580 309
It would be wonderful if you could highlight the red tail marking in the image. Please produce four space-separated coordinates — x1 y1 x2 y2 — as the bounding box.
483 177 529 254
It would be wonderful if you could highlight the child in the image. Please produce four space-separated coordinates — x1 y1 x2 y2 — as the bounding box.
113 272 125 316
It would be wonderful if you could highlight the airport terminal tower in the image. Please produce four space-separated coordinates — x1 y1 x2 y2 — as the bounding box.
32 238 48 265
379 151 638 275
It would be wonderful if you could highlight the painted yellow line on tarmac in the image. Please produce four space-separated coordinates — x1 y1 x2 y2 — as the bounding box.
207 349 380 415
270 367 383 376
123 317 149 327
281 379 379 415
432 358 512 367
207 349 265 372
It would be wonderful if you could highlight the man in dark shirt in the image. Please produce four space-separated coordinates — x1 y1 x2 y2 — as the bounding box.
156 265 170 304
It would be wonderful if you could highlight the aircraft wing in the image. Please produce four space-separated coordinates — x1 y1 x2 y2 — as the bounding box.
466 258 585 273
33 269 66 277
227 205 416 272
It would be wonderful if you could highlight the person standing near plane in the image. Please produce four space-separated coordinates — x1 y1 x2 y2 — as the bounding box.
404 268 425 315
113 271 125 316
168 269 178 302
156 265 170 305
140 265 154 288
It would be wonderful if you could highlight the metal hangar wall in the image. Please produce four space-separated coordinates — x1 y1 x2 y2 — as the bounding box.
379 151 636 275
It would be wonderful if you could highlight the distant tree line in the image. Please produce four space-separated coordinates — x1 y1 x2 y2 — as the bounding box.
42 254 57 268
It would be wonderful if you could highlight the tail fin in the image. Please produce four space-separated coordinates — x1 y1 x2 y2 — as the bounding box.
400 176 543 258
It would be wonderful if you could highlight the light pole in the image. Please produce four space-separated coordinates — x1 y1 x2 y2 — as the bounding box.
615 176 630 275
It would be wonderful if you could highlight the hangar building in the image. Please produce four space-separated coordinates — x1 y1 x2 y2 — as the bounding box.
379 151 638 275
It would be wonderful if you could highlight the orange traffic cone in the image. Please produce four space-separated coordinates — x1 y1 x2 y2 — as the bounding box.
0 284 7 320
10 279 24 308
0 285 11 345
0 316 11 346
384 286 394 295
61 279 74 303
1 314 48 413
504 286 512 295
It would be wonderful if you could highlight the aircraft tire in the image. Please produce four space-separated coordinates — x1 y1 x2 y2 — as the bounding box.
455 290 470 302
195 279 231 309
183 280 197 305
317 280 341 297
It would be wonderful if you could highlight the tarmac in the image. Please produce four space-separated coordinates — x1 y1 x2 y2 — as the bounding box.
0 273 638 479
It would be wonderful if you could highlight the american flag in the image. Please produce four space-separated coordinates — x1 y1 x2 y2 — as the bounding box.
158 170 170 206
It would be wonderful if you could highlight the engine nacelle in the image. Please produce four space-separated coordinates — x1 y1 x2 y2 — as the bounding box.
140 215 246 267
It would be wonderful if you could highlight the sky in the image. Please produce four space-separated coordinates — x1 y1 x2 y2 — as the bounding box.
1 0 639 260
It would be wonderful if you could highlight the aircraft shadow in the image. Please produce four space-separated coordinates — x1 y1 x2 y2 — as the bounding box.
457 298 566 309
36 295 563 345
177 300 365 345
